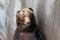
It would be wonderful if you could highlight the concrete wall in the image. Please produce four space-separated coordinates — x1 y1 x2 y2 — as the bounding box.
52 0 60 40
0 0 60 40
37 0 60 40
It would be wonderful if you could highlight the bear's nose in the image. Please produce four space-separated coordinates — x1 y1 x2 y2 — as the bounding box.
27 22 31 26
27 22 31 24
24 17 31 25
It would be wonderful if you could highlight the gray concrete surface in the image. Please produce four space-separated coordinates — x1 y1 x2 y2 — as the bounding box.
0 0 60 40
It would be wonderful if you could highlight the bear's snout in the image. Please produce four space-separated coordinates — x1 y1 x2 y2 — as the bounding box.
24 17 31 26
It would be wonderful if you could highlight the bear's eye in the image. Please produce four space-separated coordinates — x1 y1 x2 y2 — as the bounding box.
30 14 33 19
23 10 25 12
23 14 25 18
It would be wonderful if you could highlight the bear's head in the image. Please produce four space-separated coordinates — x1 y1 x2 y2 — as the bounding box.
16 8 36 32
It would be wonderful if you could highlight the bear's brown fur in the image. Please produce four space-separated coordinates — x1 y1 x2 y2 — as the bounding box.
13 8 46 40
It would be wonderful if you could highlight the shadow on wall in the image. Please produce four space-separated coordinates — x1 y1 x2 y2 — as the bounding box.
36 3 46 40
36 7 45 32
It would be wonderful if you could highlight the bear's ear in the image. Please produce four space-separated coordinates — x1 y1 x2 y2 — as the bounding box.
29 8 33 11
16 10 20 17
17 10 20 14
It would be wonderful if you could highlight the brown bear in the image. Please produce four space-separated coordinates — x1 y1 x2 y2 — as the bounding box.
13 8 46 40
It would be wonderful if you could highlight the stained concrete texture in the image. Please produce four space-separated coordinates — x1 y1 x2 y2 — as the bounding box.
0 0 60 40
